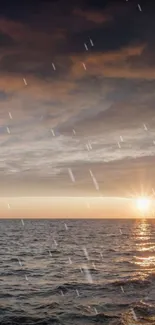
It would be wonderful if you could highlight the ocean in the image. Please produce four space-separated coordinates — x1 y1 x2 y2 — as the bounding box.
0 218 155 324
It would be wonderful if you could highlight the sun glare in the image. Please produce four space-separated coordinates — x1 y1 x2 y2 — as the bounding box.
136 196 151 214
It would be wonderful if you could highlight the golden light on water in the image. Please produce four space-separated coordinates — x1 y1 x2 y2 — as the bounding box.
133 219 155 270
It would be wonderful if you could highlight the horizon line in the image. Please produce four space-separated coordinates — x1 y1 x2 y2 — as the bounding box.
1 196 135 200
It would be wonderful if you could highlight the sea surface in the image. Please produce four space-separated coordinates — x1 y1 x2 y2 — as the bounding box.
0 219 155 324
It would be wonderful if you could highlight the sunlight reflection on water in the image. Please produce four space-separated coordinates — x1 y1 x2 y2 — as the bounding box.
133 219 155 268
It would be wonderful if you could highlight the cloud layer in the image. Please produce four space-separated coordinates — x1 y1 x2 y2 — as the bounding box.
0 0 155 197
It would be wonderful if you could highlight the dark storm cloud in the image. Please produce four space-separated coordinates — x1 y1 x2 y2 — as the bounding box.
0 0 154 196
0 32 15 47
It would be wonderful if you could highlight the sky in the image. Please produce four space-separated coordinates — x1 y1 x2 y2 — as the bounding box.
2 197 154 219
0 0 155 216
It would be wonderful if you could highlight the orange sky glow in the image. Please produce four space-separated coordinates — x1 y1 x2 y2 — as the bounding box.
0 196 154 219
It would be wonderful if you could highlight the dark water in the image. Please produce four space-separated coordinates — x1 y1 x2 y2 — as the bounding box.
0 219 155 324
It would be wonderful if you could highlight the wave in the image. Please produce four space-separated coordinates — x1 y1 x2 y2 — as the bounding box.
0 303 154 325
112 275 153 287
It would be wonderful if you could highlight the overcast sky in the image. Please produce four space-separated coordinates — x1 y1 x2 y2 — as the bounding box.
0 0 155 200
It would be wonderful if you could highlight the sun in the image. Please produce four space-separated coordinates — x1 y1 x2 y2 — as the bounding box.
136 196 151 214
